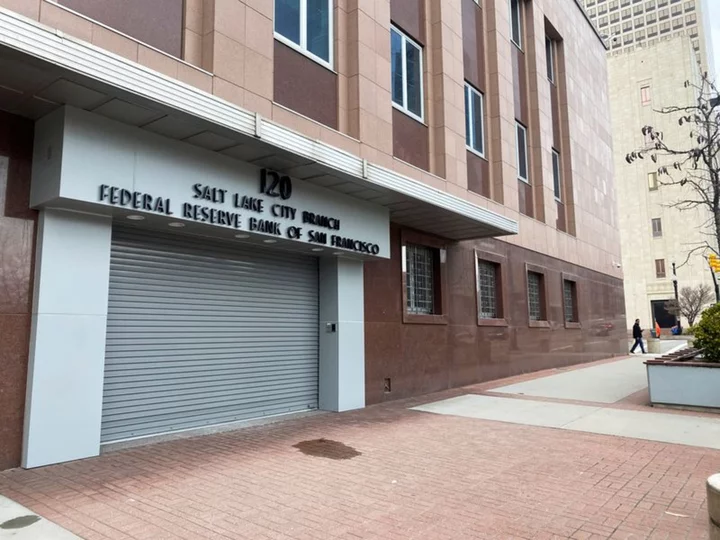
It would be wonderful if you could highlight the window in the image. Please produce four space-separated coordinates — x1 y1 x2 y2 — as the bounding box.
464 84 485 157
274 0 333 66
648 172 659 190
652 217 663 237
510 0 523 48
405 244 435 314
391 26 424 121
477 260 500 319
546 37 555 83
641 85 651 105
685 0 695 11
655 259 666 278
563 280 578 323
516 122 529 183
527 271 545 321
552 150 562 201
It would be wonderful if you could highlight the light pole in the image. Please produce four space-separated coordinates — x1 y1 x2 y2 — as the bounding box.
672 262 681 332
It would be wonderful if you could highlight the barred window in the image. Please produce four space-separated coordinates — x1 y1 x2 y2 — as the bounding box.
528 271 544 321
477 260 499 319
406 244 435 314
563 279 578 323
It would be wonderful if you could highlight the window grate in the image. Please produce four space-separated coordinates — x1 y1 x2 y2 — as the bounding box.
528 272 543 321
563 280 577 323
406 244 435 315
477 260 498 319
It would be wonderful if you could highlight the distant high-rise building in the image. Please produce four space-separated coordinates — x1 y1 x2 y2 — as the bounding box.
582 0 713 74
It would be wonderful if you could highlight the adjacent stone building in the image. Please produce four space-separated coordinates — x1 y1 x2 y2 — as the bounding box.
608 36 715 329
583 0 713 73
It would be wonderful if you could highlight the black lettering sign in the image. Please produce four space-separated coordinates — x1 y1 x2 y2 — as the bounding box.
308 230 327 245
192 183 227 203
260 169 292 200
249 218 282 236
302 211 340 230
286 226 303 239
331 235 380 255
233 194 264 213
99 184 173 216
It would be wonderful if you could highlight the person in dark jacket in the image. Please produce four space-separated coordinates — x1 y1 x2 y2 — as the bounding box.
630 319 645 354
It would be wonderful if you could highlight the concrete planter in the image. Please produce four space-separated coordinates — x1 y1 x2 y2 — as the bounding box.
646 359 720 409
709 474 720 539
647 339 662 354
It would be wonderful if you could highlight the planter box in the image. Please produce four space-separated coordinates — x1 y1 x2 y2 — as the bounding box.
646 359 720 409
647 339 662 354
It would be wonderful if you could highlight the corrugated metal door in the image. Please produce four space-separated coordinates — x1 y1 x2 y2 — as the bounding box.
101 226 319 443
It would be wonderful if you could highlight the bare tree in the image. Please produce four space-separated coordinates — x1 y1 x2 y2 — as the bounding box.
670 284 713 327
625 73 720 264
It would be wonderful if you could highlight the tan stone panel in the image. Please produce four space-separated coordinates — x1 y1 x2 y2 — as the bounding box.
177 62 213 93
243 49 272 98
211 33 245 87
91 24 139 62
138 46 179 79
0 0 40 19
183 30 203 67
213 76 244 107
245 5 272 59
243 90 273 118
184 0 203 35
214 0 245 43
40 2 92 43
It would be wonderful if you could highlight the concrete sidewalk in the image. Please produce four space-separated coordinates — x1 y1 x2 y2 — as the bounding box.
0 495 78 539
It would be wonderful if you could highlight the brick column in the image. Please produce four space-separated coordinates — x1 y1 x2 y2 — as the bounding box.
709 474 720 540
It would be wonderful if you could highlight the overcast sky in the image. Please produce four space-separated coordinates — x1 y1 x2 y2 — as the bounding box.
709 0 720 79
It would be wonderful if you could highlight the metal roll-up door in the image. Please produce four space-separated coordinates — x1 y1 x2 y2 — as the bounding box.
102 226 319 443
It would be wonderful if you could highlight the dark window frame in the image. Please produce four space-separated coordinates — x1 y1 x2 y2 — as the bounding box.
655 259 666 278
526 264 550 328
401 229 448 325
475 249 509 327
652 217 663 237
562 274 581 328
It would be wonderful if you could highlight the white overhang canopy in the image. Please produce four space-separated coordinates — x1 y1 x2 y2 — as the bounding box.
0 8 518 241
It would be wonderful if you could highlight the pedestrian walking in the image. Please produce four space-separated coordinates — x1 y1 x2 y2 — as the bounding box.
630 318 645 354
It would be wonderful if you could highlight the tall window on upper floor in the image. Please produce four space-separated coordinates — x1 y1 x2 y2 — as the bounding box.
391 26 424 122
516 122 529 183
464 83 485 157
552 149 562 201
546 37 555 83
510 0 523 48
274 0 333 67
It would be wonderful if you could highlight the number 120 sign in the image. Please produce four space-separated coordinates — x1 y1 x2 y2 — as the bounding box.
259 169 292 200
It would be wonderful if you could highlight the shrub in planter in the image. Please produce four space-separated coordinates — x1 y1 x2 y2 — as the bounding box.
692 303 720 362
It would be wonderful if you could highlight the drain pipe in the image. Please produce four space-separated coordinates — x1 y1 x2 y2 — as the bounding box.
709 474 720 539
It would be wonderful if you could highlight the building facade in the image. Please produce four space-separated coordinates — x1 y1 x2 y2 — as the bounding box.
0 0 624 470
608 36 715 330
582 0 713 73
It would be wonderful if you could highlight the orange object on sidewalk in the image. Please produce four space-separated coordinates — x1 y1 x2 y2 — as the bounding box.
655 321 661 337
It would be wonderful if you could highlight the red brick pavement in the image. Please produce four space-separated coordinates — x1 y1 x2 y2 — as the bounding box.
1 364 718 540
